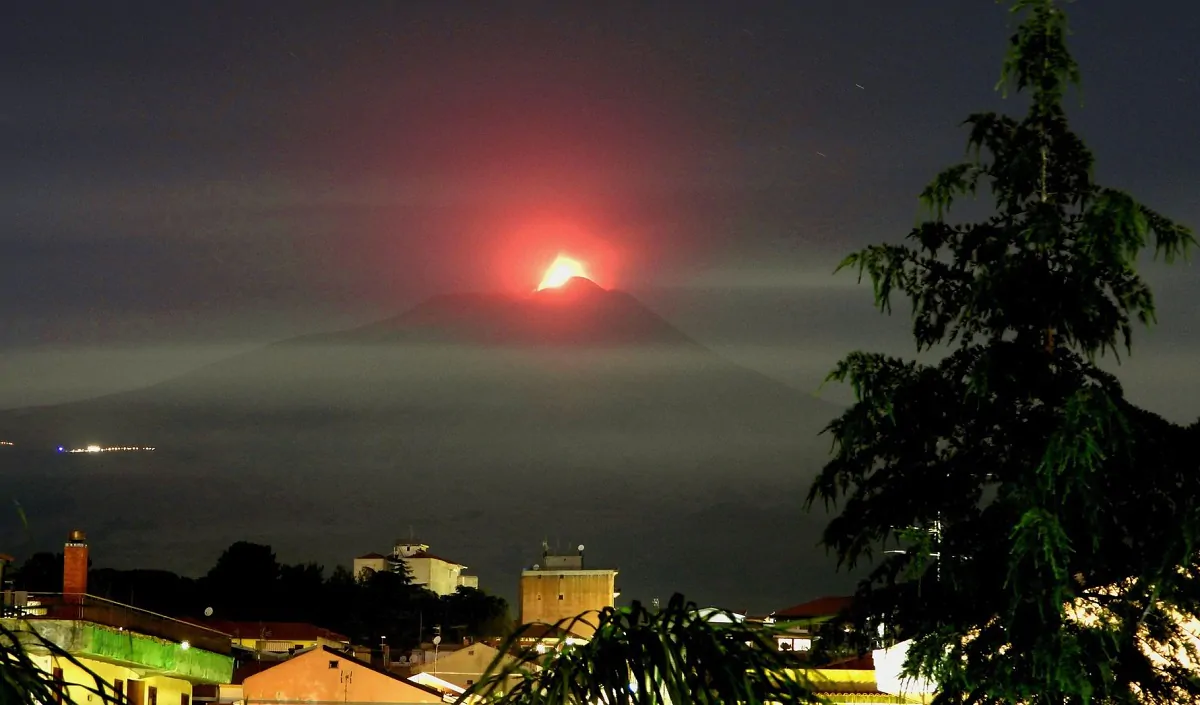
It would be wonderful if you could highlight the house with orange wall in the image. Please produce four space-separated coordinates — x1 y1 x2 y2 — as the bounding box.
242 644 446 704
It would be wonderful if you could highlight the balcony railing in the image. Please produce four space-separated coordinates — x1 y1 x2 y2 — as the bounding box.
4 592 231 655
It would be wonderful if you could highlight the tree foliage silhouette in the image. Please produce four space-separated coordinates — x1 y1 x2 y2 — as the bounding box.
808 1 1197 703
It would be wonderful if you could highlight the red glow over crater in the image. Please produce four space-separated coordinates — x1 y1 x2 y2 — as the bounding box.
537 255 591 290
488 218 622 294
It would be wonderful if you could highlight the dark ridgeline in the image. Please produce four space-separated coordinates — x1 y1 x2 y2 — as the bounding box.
0 278 845 609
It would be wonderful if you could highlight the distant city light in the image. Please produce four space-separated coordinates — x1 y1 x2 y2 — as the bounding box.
0 441 13 446
67 445 155 454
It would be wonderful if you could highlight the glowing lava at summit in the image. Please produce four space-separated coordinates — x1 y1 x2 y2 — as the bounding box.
537 255 590 290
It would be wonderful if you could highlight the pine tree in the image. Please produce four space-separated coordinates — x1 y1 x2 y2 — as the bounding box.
808 1 1198 702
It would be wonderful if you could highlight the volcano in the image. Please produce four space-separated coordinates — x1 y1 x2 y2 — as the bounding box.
0 282 848 610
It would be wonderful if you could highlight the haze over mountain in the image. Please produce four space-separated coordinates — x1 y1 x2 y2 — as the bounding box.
0 279 849 612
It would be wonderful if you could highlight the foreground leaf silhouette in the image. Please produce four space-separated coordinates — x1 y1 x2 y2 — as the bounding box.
1 620 118 704
465 595 822 705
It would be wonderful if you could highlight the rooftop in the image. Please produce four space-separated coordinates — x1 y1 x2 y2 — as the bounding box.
772 595 854 621
10 592 231 655
189 619 349 644
516 623 590 641
408 550 466 567
249 645 445 699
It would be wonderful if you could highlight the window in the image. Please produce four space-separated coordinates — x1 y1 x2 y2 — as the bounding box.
148 686 157 705
557 595 564 600
777 637 812 652
328 660 340 669
114 680 124 703
180 695 190 705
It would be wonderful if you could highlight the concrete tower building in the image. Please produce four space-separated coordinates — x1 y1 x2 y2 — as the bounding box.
518 542 618 638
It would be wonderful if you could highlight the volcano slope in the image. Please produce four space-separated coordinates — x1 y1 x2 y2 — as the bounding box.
0 278 849 610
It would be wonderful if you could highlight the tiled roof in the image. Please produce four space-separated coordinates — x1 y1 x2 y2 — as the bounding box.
516 623 588 640
408 550 466 567
244 646 445 698
821 692 920 703
772 595 853 620
231 659 279 685
823 653 876 670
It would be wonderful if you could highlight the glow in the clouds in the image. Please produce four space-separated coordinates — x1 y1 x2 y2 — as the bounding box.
67 445 155 454
537 255 589 290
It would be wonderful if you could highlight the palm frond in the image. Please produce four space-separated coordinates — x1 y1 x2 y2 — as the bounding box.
464 594 823 705
0 619 119 705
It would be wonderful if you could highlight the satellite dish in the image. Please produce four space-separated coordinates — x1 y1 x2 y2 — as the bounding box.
203 607 214 617
532 564 540 570
432 635 442 645
577 544 585 552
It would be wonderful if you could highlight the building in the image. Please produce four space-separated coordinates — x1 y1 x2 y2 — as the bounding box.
353 540 478 596
0 552 12 589
768 595 854 653
1 530 234 705
409 641 519 691
241 644 446 704
514 623 589 654
407 671 466 699
197 620 350 656
789 653 933 704
518 543 618 638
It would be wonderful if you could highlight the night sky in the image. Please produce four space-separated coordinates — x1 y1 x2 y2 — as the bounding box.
2 1 1198 611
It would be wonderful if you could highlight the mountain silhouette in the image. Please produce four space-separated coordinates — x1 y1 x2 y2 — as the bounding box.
0 282 850 610
305 277 697 347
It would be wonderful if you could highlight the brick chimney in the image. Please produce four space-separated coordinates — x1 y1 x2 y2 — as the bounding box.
63 529 88 601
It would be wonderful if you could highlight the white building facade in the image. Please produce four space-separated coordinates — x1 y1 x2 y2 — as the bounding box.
353 541 477 596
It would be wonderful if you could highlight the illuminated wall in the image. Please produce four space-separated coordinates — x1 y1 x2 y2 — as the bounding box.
354 552 469 596
6 619 234 685
42 655 195 705
242 646 443 704
410 643 518 690
519 569 618 637
407 556 464 597
353 555 391 580
230 634 346 653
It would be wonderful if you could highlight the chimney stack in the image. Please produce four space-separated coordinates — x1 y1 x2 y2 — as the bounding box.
63 529 88 601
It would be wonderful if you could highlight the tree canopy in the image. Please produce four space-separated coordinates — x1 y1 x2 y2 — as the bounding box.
808 1 1198 703
8 541 511 650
